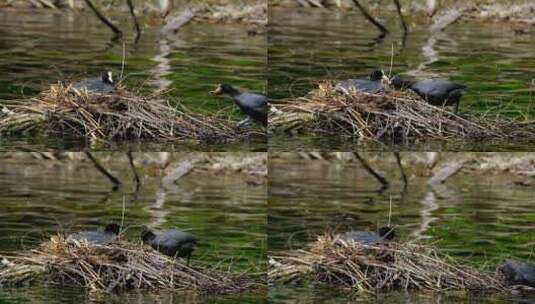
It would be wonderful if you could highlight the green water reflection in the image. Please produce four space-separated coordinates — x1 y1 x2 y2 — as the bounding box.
0 155 266 303
0 9 266 150
268 284 535 303
268 156 535 302
268 8 535 150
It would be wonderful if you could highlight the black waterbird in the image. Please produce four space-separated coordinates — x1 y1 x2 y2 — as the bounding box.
211 84 267 127
72 71 116 94
338 226 395 246
391 75 466 113
335 70 389 94
67 223 120 245
141 228 198 265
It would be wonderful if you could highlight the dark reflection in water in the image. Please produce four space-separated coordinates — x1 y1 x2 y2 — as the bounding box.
0 155 266 303
268 8 535 150
268 284 535 304
0 287 266 304
268 156 535 303
269 8 535 106
0 9 266 150
268 134 535 152
268 286 535 304
0 136 267 152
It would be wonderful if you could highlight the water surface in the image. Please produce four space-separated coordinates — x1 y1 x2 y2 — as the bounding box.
0 155 266 303
268 8 535 150
268 156 535 303
0 9 266 151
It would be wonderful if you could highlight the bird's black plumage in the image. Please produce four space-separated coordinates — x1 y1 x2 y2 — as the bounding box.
141 228 198 264
335 70 386 94
72 71 115 94
212 84 267 126
338 226 395 246
67 223 120 245
497 259 535 287
392 76 466 113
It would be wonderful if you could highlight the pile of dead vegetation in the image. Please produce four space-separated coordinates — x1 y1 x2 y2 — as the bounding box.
194 2 267 26
198 153 268 178
0 235 254 294
1 0 266 26
463 3 535 24
158 153 268 189
160 2 266 35
0 83 260 144
273 0 535 25
269 233 507 293
269 82 535 142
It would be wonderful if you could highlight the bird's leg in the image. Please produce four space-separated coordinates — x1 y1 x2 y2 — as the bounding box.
237 117 252 128
187 254 191 266
454 100 460 114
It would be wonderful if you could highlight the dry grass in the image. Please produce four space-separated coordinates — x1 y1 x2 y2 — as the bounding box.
270 1 535 26
0 83 261 144
0 235 255 294
195 2 267 26
463 2 535 24
269 82 535 142
0 0 267 26
269 233 507 293
199 153 268 178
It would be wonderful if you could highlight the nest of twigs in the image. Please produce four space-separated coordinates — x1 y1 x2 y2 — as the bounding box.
0 235 253 294
269 82 535 142
269 233 507 293
0 83 260 143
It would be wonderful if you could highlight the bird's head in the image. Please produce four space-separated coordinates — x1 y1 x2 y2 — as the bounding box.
378 226 395 240
210 83 238 96
369 70 385 81
371 70 391 87
141 228 156 243
105 223 120 235
101 71 114 85
390 75 413 89
390 75 403 88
